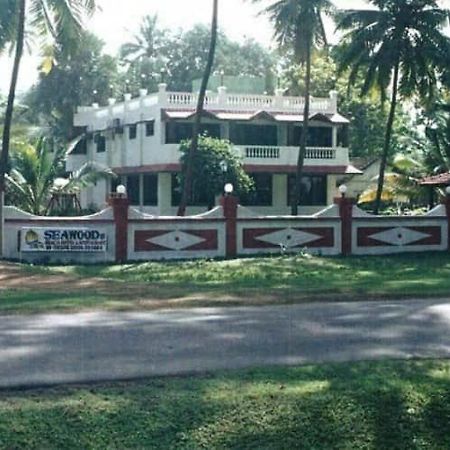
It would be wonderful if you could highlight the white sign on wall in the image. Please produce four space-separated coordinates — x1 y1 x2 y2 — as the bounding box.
21 228 107 253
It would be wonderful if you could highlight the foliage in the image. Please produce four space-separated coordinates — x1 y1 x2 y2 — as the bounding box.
178 136 254 208
336 0 450 213
120 20 275 94
24 32 119 139
6 137 114 215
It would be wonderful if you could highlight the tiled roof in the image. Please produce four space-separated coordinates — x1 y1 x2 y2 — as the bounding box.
420 173 450 186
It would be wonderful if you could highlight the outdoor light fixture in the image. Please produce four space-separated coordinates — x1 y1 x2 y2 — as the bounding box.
116 185 127 196
338 184 348 197
224 183 234 195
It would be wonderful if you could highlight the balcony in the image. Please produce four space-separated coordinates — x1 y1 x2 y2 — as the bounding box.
156 144 349 168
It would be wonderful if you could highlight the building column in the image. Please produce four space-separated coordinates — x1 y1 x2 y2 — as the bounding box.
272 174 287 211
158 172 172 215
327 175 338 205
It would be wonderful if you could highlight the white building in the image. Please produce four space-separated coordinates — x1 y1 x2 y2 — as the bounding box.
68 84 360 215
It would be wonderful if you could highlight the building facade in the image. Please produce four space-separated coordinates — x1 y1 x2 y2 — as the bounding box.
68 84 360 215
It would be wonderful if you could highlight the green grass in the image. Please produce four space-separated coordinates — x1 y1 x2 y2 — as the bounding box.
1 359 450 449
4 252 450 314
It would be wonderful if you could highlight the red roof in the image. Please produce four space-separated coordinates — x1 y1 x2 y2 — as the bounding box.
420 173 450 186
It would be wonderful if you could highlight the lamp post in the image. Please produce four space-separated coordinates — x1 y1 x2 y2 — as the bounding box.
219 160 228 195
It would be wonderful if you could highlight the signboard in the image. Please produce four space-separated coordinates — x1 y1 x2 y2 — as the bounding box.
21 227 107 253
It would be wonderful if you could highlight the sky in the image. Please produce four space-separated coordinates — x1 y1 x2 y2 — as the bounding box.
0 0 446 94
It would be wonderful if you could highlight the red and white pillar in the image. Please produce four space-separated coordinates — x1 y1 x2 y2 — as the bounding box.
109 193 130 263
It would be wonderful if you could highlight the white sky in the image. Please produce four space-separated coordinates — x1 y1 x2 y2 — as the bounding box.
0 0 447 94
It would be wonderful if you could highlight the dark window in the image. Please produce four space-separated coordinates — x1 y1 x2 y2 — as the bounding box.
166 122 193 144
145 120 155 137
200 123 221 138
110 176 121 194
72 138 87 155
337 125 349 147
126 175 140 205
287 174 327 206
129 124 137 140
171 174 214 207
287 126 333 147
165 122 221 144
240 173 273 206
143 174 158 206
95 134 106 153
230 124 278 146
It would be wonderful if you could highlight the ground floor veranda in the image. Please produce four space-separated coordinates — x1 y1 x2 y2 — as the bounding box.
82 171 341 216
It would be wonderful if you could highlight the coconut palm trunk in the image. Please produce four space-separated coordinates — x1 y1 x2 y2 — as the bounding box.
292 40 312 216
177 0 218 216
374 59 400 214
0 0 26 257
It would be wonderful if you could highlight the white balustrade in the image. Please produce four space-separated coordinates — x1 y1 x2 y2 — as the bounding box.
245 146 280 159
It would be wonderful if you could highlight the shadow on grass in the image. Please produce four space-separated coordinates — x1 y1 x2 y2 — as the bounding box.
1 360 450 449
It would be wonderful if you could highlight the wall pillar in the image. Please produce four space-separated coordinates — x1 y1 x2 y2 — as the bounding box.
220 194 238 258
335 195 354 256
109 194 130 263
158 173 172 215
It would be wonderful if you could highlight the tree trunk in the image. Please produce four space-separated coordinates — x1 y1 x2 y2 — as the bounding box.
291 41 311 216
177 0 218 216
0 0 26 257
374 59 400 215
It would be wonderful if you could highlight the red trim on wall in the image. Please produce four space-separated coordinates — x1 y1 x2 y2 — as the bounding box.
113 164 352 175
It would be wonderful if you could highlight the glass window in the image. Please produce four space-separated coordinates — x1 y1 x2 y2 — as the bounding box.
143 174 158 206
287 174 327 206
287 126 333 147
240 173 273 206
129 124 137 140
126 175 140 206
230 124 278 146
171 174 214 207
95 134 106 153
145 120 155 137
165 122 221 144
72 137 87 155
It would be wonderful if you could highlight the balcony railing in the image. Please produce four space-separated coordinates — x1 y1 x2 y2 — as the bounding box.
242 146 337 161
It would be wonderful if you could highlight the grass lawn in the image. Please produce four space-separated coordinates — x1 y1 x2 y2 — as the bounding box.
3 252 450 313
1 359 450 449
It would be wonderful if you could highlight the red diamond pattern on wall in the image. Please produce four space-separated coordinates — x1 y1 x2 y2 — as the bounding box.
135 229 218 252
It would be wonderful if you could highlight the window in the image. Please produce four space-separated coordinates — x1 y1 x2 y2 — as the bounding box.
165 122 221 144
287 174 327 206
126 175 140 205
143 174 158 206
71 137 87 155
95 134 106 153
229 124 278 146
240 173 273 206
287 126 333 147
171 174 214 207
145 120 155 137
129 124 137 140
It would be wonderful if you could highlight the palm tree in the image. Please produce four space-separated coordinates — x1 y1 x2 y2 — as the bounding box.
6 137 115 215
252 0 333 215
177 0 219 216
0 0 97 256
336 0 450 214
